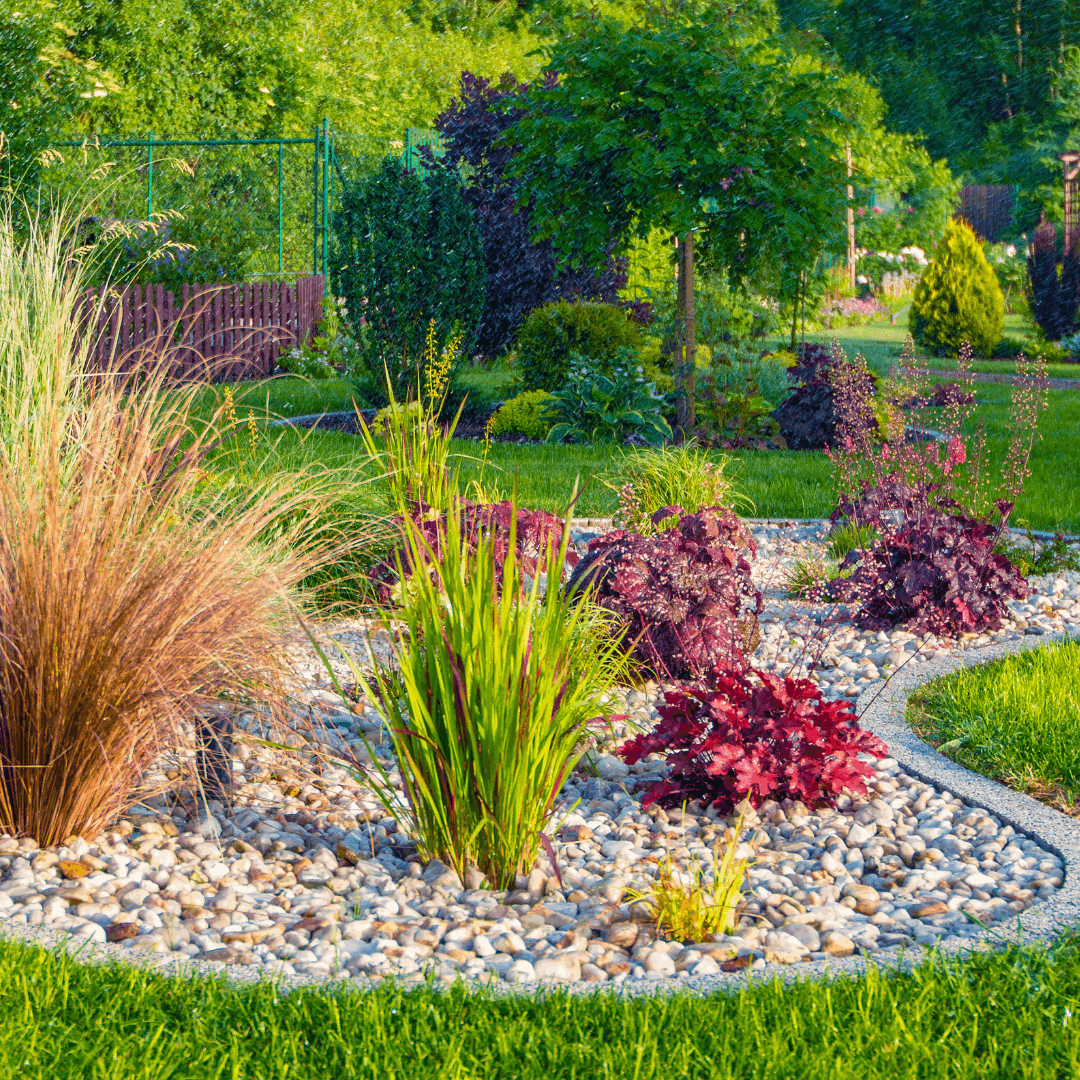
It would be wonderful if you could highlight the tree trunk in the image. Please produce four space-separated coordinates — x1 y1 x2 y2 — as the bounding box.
675 232 695 434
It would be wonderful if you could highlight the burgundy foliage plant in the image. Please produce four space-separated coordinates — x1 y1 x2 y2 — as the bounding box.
825 339 1047 636
618 671 887 813
371 499 576 602
829 507 1029 634
433 73 630 360
1026 219 1080 342
565 507 762 679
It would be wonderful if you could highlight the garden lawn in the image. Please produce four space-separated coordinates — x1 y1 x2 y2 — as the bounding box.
1 934 1079 1079
196 328 1080 543
908 637 1080 812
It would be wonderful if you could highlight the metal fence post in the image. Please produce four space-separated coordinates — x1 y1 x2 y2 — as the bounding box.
321 118 330 291
278 141 284 276
147 131 153 220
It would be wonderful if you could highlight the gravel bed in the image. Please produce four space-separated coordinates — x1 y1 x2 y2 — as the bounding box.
1 520 1078 996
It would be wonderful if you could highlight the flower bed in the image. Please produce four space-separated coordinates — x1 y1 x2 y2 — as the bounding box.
1 520 1074 989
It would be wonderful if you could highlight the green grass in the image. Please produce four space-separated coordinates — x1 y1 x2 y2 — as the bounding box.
196 385 1078 532
3 934 1080 1078
908 638 1080 811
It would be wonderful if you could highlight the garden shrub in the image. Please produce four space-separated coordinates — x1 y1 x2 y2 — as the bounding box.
910 218 1004 358
771 343 897 451
826 341 1046 637
1025 219 1080 342
434 72 628 360
516 300 643 392
618 671 887 812
829 505 1030 635
332 156 485 399
488 389 554 440
545 352 671 447
566 507 762 680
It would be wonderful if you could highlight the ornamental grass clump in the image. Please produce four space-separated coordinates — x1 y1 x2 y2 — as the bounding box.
626 817 752 942
608 441 744 536
337 496 629 890
356 321 469 516
0 206 338 846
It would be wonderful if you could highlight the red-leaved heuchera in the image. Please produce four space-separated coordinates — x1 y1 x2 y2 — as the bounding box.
618 670 887 813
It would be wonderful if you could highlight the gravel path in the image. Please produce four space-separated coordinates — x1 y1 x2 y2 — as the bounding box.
1 521 1077 995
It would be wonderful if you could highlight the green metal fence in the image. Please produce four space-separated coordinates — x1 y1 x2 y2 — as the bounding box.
42 123 452 292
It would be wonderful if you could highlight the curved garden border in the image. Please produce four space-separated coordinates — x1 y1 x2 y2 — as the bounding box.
1 635 1077 1000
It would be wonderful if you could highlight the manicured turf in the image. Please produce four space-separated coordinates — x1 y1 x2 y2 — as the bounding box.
1 934 1079 1079
908 638 1080 812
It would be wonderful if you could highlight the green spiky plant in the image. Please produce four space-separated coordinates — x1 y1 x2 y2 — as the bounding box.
910 218 1005 358
313 491 630 889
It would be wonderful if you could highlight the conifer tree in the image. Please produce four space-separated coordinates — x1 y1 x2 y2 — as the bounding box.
911 218 1004 357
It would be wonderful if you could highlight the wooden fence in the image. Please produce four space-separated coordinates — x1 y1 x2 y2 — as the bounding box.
955 185 1015 244
79 275 325 380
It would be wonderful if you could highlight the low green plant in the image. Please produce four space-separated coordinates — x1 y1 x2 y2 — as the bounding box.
356 321 467 514
692 382 783 447
994 523 1080 577
545 351 671 447
278 295 356 380
608 441 744 535
827 521 880 562
516 300 643 392
317 495 629 889
783 555 847 601
698 349 795 407
910 218 1005 358
625 817 752 942
488 389 555 440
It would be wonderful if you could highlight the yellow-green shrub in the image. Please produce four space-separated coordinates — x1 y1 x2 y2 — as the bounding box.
911 218 1004 358
488 390 555 440
515 300 643 391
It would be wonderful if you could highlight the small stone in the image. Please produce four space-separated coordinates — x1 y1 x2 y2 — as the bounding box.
821 931 855 957
603 922 639 950
463 867 488 891
534 955 582 982
641 950 676 976
494 932 526 955
105 923 139 943
580 962 609 982
841 883 880 915
506 960 536 983
57 861 90 880
211 887 238 912
909 900 949 918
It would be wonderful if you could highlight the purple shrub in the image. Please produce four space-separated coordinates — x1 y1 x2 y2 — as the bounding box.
433 73 628 360
566 507 762 679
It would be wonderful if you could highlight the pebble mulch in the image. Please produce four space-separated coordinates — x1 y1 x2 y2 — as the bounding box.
0 521 1075 989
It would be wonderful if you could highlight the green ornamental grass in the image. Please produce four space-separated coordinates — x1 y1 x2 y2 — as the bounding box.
320 494 629 889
